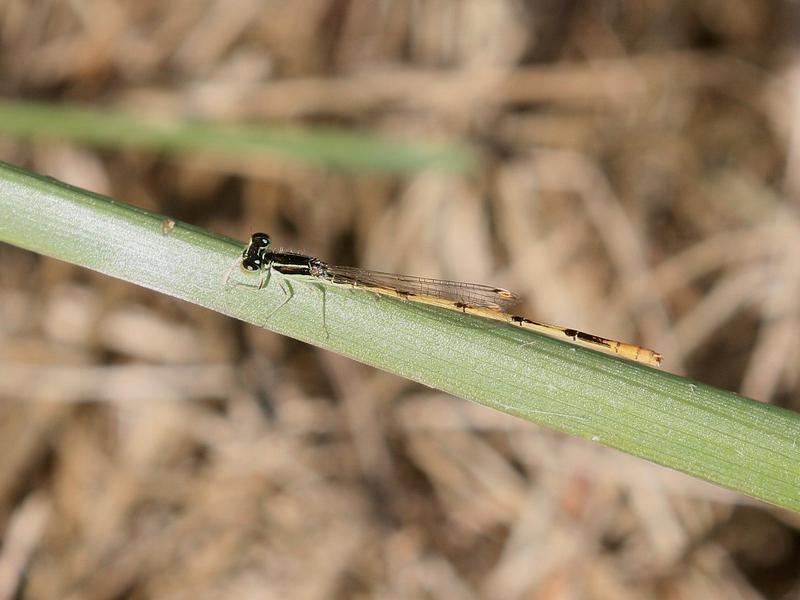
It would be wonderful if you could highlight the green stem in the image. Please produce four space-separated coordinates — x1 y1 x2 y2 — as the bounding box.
0 99 474 173
1 160 798 511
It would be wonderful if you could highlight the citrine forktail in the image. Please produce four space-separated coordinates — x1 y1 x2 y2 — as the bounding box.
239 233 663 367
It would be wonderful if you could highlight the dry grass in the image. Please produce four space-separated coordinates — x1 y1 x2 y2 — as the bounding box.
1 1 799 598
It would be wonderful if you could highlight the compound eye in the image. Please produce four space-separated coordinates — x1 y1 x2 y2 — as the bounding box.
241 257 261 272
251 233 271 248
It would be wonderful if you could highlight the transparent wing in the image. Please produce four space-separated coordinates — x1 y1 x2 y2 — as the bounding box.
323 265 519 312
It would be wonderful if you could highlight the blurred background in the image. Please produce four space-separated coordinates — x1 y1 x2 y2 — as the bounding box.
1 1 800 598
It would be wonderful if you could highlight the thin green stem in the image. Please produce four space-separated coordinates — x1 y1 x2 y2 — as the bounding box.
0 99 474 173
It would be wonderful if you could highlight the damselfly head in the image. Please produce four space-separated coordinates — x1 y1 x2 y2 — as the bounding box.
241 232 272 272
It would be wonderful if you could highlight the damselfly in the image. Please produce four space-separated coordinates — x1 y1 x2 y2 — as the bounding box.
239 233 663 367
